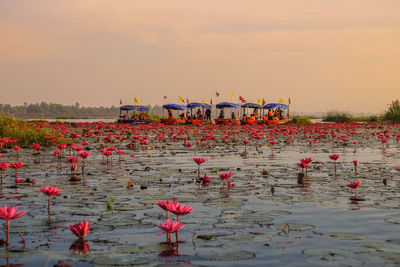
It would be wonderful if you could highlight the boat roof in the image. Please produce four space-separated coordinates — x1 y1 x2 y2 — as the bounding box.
241 103 263 109
263 103 289 110
187 102 211 109
120 105 149 111
162 104 189 110
216 102 240 109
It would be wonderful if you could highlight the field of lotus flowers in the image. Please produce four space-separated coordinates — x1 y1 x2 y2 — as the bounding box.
1 120 400 266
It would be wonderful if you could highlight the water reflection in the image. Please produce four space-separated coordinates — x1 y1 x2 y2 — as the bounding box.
69 239 90 255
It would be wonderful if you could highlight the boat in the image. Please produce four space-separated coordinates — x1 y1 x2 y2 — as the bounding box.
161 104 189 124
260 103 290 124
117 105 150 124
186 102 212 125
240 103 263 125
215 102 241 125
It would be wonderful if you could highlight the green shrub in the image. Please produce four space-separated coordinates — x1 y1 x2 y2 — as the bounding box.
323 111 353 123
0 115 69 146
384 99 400 123
289 117 312 124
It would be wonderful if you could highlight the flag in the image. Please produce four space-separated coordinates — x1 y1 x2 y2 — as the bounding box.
210 98 213 105
120 99 122 105
187 98 190 104
262 98 266 105
216 91 220 97
279 98 285 104
164 95 167 100
231 93 235 98
203 98 205 104
239 96 246 103
289 97 291 104
257 98 262 104
134 97 140 104
179 96 185 103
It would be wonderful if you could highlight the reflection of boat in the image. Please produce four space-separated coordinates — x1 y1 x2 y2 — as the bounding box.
161 104 189 124
117 105 150 124
240 103 263 125
215 102 241 125
260 103 289 125
186 102 212 125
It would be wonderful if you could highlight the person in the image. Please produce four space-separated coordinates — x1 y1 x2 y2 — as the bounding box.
196 109 202 119
139 112 146 120
278 109 283 120
268 109 273 120
243 113 247 120
231 111 236 119
218 109 224 119
167 109 173 119
205 108 211 120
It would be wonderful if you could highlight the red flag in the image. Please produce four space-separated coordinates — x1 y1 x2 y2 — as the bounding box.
289 97 291 105
239 96 246 103
120 99 122 105
210 98 213 105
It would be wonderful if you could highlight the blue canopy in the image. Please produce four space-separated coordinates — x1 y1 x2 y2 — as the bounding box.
120 105 149 111
163 104 189 110
241 103 263 109
216 102 240 109
263 103 289 110
187 102 211 109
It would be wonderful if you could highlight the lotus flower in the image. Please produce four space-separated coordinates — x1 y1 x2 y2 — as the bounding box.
69 221 91 239
329 154 340 173
40 186 62 212
157 219 185 243
347 180 362 197
193 158 206 180
0 205 26 244
10 162 24 182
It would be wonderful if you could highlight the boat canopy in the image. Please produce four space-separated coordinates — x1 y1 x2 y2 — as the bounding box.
120 105 149 111
216 102 240 109
263 103 289 110
162 104 189 110
187 102 211 109
241 103 263 109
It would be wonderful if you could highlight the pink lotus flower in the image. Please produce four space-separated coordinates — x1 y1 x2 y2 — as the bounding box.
300 157 313 164
329 154 340 161
16 178 26 183
157 199 179 220
193 158 206 165
348 179 362 196
201 175 210 183
11 162 24 181
66 157 80 164
0 205 26 244
219 172 233 181
40 186 62 211
13 146 22 160
69 221 91 239
78 151 91 159
168 203 193 217
158 219 185 234
0 162 10 184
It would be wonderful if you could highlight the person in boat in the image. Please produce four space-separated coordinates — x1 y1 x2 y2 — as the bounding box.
243 113 247 120
196 109 202 119
278 109 283 120
205 108 211 120
263 113 268 120
139 112 146 120
231 111 236 119
268 109 273 120
218 109 224 119
131 110 138 120
123 112 129 119
167 109 173 119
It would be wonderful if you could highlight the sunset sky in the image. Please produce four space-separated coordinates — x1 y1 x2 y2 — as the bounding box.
1 0 399 113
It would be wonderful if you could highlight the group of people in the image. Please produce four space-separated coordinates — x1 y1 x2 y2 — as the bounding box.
168 108 211 120
121 110 146 120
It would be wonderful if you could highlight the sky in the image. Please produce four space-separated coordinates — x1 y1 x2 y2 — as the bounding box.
0 0 399 113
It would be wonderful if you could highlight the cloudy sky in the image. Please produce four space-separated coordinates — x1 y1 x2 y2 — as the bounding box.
0 0 399 113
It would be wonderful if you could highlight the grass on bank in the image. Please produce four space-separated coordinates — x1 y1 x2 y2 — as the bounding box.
0 115 69 147
323 111 383 123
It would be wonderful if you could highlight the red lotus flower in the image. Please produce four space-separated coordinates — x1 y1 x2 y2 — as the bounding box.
11 162 25 180
78 151 91 159
201 175 210 183
0 205 26 244
348 179 362 196
57 143 67 150
193 158 206 165
66 157 80 164
158 219 185 234
168 203 193 217
300 157 313 164
329 154 340 161
219 172 233 181
69 221 91 239
40 186 62 197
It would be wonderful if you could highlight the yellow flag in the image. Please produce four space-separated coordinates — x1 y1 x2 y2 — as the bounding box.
231 93 235 98
203 98 205 104
279 98 285 104
134 97 140 103
257 98 262 104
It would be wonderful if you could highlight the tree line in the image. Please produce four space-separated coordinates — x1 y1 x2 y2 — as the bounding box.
0 102 165 119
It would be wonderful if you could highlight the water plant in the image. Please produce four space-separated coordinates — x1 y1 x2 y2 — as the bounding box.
40 186 62 212
329 154 340 173
193 158 206 181
69 221 91 239
0 205 26 245
348 180 362 197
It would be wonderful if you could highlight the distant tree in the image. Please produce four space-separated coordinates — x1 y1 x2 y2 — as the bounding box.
384 99 400 123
